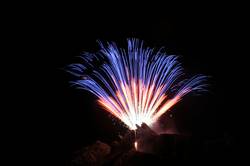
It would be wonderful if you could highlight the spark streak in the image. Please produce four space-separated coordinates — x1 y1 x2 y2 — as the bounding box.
68 39 207 130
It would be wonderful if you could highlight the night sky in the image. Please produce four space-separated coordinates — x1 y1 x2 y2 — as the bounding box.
14 2 246 165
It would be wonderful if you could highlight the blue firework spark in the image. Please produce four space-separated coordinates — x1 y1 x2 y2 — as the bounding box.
68 39 207 130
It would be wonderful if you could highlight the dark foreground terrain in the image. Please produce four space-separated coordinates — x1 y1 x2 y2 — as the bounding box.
72 123 234 166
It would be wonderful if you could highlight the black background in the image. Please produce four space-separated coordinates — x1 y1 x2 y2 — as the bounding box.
10 2 246 165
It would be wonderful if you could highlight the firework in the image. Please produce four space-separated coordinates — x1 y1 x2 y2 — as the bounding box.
68 39 207 130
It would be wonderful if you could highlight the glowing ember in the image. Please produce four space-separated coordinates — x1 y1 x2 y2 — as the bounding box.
134 141 138 150
68 39 207 130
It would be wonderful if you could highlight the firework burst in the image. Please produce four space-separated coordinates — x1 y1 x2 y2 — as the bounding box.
68 39 207 130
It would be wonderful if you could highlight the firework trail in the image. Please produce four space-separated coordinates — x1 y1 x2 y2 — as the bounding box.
68 39 207 130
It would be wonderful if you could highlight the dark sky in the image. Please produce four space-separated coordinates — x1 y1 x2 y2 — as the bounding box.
13 2 246 165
